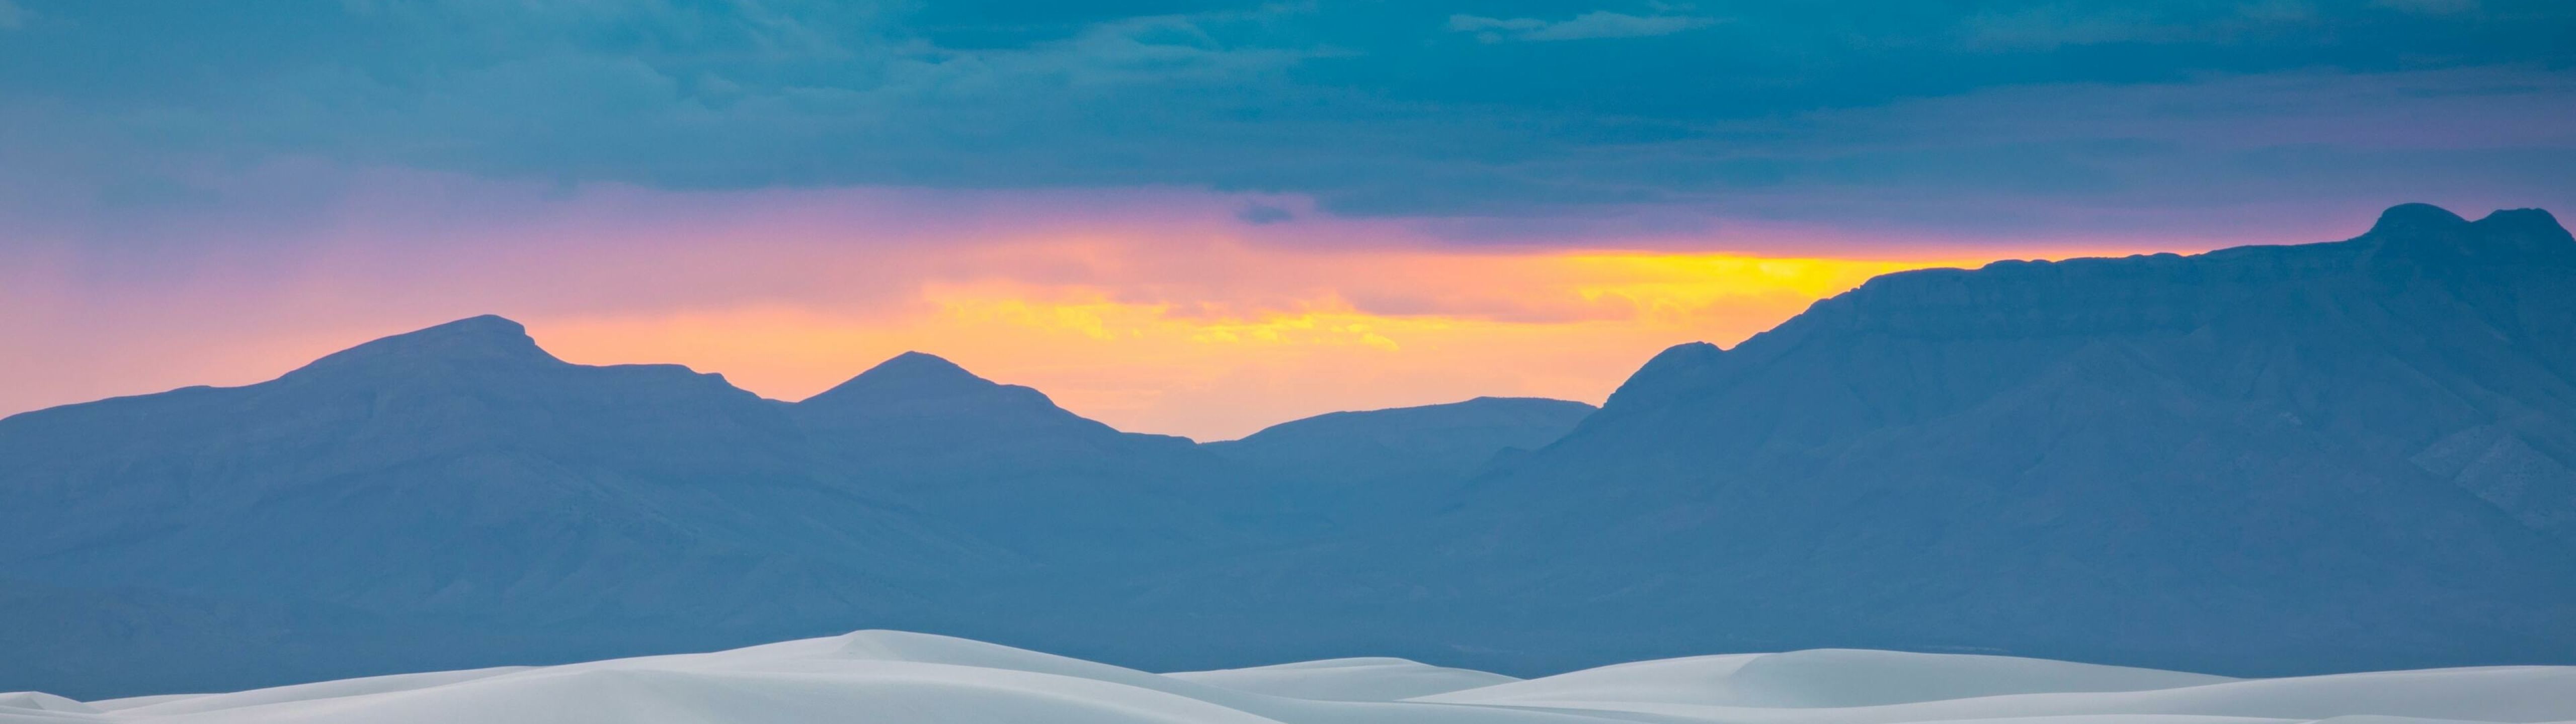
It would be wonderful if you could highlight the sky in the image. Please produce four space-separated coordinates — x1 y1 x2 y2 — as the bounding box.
2 1 2571 439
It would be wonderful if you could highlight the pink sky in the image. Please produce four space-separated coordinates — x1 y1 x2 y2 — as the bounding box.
5 167 2399 440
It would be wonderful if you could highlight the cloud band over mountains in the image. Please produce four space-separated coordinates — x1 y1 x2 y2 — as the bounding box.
2 0 2571 436
3 170 2041 438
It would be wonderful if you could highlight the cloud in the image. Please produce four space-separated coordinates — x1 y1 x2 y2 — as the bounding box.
1235 203 1295 224
0 167 2053 439
1954 3 2325 51
0 1 2570 229
2372 0 2478 13
5 1 2572 441
1447 11 1715 42
1446 15 1548 33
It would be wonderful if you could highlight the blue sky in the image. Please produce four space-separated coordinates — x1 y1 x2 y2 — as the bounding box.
2 1 2573 437
5 0 2570 238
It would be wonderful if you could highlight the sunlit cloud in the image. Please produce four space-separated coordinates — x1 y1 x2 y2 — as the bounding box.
521 247 2009 439
2 168 2186 439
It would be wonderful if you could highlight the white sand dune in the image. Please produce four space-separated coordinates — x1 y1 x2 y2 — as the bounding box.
1416 652 2576 724
1410 648 2236 708
4 631 2569 724
1168 657 1521 701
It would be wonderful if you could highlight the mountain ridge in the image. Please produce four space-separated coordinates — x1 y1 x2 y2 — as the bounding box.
4 203 2573 697
1396 202 2576 676
1201 396 1597 520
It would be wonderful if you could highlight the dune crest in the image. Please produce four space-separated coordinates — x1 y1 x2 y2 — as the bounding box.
6 632 2571 724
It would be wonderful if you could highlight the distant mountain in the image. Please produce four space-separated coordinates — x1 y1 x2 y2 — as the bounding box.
0 314 930 615
791 350 1262 566
1379 204 2576 674
798 351 1188 463
1203 397 1594 502
7 204 2574 698
0 317 976 695
0 321 1258 697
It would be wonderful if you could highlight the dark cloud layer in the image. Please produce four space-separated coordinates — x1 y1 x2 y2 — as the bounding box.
2 0 2572 242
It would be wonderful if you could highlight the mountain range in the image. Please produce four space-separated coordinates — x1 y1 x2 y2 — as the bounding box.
4 203 2571 698
1376 203 2576 674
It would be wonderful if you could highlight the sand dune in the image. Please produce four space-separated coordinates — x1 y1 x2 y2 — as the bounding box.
5 631 2569 724
1168 657 1521 701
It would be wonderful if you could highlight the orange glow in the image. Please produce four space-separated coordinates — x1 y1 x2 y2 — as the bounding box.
0 180 2190 441
529 247 1995 439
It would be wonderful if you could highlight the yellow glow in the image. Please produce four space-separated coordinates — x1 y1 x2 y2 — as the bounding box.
0 179 2219 439
532 249 1993 440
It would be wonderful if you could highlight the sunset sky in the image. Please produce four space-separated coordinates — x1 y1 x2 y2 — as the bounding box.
4 1 2571 439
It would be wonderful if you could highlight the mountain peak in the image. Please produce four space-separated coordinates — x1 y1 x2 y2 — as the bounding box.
791 351 1137 444
2367 203 2470 237
283 314 557 379
1606 341 1726 409
368 314 542 354
2473 208 2574 248
802 351 1000 407
1640 341 1723 367
2363 204 2573 266
869 351 976 380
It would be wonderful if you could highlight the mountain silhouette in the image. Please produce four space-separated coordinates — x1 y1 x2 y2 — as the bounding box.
4 204 2573 697
1367 203 2576 675
0 325 1321 697
1209 397 1595 481
792 351 1264 576
0 317 990 695
1204 397 1595 522
803 351 1112 434
797 350 1196 473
